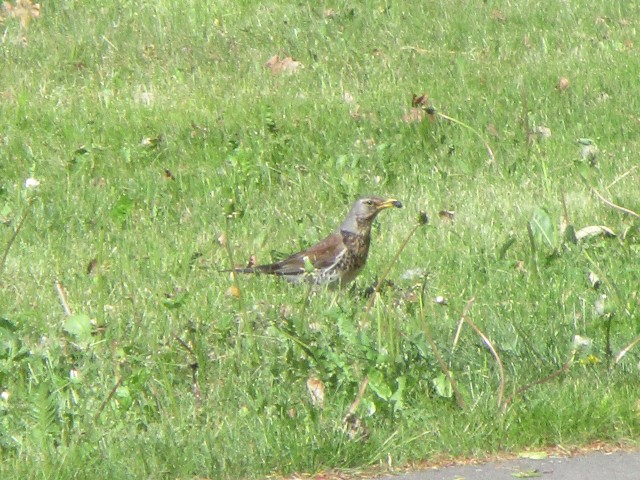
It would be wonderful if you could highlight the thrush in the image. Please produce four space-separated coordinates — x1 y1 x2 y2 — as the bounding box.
233 196 402 287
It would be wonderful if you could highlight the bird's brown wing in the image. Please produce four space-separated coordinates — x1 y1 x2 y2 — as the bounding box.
260 231 346 275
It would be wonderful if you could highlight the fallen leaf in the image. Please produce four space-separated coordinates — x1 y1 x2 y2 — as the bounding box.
402 107 426 123
3 0 40 29
486 123 500 138
518 451 548 460
342 413 369 441
400 268 427 280
588 271 601 289
434 296 448 305
557 76 570 92
306 377 325 408
140 134 163 148
491 9 506 22
190 121 209 138
579 140 598 165
86 257 98 275
572 336 593 355
575 225 616 241
528 125 551 143
439 210 455 222
350 106 375 121
511 469 541 478
342 91 356 104
323 8 336 18
225 285 240 299
264 54 303 74
411 93 429 107
594 294 607 316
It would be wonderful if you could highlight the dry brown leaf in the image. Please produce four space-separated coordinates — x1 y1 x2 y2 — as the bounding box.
246 254 257 268
225 285 240 299
264 54 303 75
350 106 375 122
486 123 500 138
588 271 601 289
528 125 552 143
3 0 40 29
140 134 163 148
575 225 616 241
595 16 610 26
306 377 325 409
411 93 429 107
438 210 455 222
402 107 426 123
86 257 98 275
323 8 336 18
491 9 506 22
557 77 570 92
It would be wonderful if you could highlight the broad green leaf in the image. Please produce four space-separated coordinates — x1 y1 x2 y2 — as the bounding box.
390 376 407 411
0 317 17 333
115 385 132 409
110 195 133 223
498 235 517 259
529 207 557 249
162 291 189 309
0 204 13 223
63 314 92 343
432 373 453 398
368 370 392 401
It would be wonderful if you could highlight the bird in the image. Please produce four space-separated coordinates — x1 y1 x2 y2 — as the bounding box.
233 196 403 287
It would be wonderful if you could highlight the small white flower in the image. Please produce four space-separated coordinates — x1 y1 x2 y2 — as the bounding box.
434 295 448 305
0 390 9 401
24 177 40 189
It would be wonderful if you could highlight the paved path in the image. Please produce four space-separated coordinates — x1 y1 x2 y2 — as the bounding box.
376 450 640 480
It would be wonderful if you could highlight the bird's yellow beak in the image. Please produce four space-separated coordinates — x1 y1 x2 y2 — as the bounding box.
379 198 403 210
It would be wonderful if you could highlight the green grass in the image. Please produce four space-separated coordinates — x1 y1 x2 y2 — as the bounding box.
1 1 640 478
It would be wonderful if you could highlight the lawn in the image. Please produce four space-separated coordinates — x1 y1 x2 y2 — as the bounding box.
1 1 639 478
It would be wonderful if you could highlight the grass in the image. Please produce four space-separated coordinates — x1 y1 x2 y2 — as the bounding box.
1 0 640 478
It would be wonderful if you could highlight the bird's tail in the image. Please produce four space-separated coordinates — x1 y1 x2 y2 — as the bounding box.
232 264 279 275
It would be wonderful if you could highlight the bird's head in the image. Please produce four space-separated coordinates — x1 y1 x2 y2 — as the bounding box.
340 196 403 233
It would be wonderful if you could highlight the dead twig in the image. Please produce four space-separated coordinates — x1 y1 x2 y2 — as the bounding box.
615 333 640 364
591 187 640 220
94 377 123 423
0 205 32 282
174 335 201 408
430 108 495 164
343 376 369 421
54 279 73 316
502 352 575 413
423 314 466 409
364 214 428 315
456 298 505 408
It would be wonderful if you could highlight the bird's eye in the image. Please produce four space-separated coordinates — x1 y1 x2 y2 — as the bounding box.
363 199 374 206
